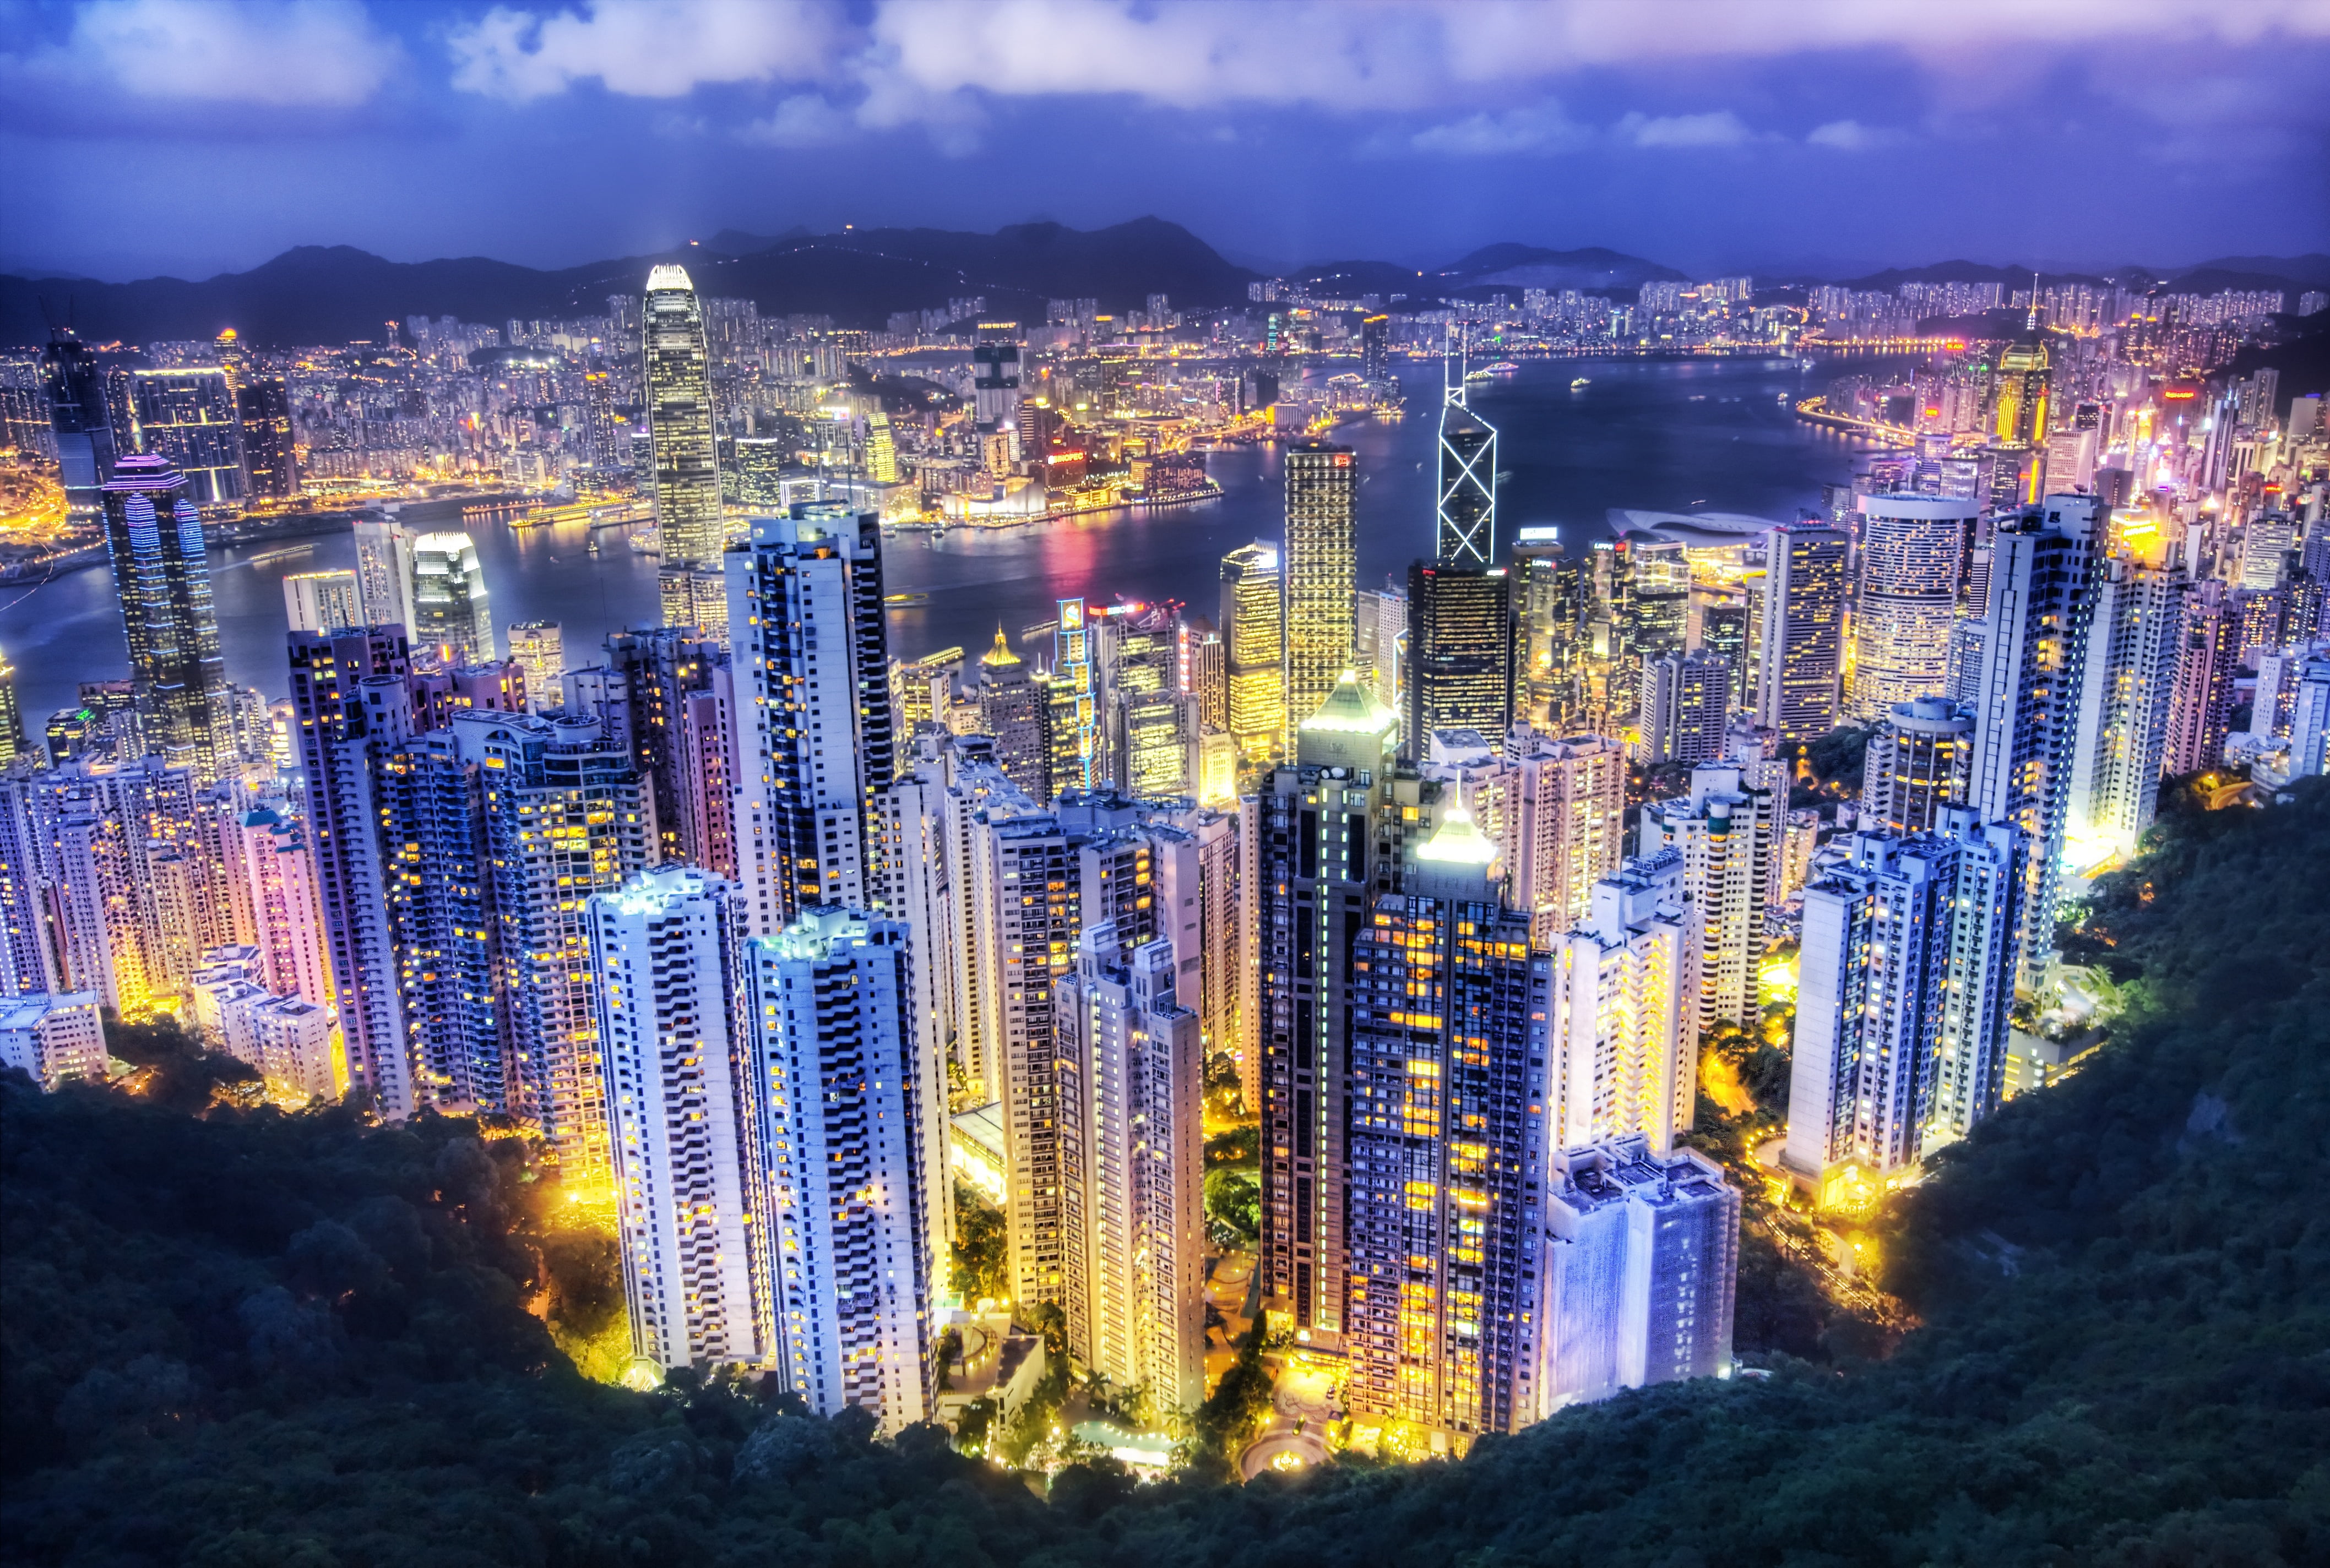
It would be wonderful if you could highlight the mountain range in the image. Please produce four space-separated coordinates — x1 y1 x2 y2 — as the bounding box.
2 217 2322 347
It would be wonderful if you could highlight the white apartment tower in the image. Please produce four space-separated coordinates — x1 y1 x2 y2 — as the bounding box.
590 867 763 1374
1055 925 1207 1411
1640 755 1779 1036
1754 521 1848 742
1501 728 1627 947
746 907 932 1433
1546 853 1695 1156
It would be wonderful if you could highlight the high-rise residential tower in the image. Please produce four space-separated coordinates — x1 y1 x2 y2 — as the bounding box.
1753 522 1847 744
591 867 763 1373
352 516 417 633
102 454 233 782
645 265 727 637
1848 494 1976 720
1859 697 1973 835
727 505 897 937
1282 440 1358 735
507 622 564 715
283 571 363 634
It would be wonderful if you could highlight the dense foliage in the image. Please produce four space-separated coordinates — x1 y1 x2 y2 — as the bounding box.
6 782 2328 1565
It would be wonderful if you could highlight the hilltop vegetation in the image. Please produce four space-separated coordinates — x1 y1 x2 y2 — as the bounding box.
5 783 2328 1565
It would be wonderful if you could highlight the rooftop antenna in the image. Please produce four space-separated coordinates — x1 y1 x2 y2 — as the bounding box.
2027 270 2041 334
1444 319 1467 409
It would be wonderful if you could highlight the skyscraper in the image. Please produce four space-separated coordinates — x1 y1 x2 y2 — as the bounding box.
591 866 764 1373
235 376 300 502
410 531 494 667
1633 650 1731 767
352 516 417 633
124 368 246 511
1342 805 1546 1436
507 622 564 714
644 265 726 636
1055 924 1206 1411
1848 494 1976 720
2163 579 2240 776
1859 697 1973 835
1540 1135 1738 1411
974 628 1046 799
1046 600 1099 798
1965 496 2100 987
41 327 117 518
1254 671 1409 1337
1753 522 1847 743
102 454 233 782
727 505 897 937
282 570 363 634
1436 365 1498 567
1641 754 1779 1037
1512 526 1585 731
1407 563 1513 745
1221 543 1285 765
1785 810 2021 1191
746 907 933 1433
1546 854 1694 1157
1500 729 1628 946
1283 440 1358 734
2067 540 2188 858
0 646 21 766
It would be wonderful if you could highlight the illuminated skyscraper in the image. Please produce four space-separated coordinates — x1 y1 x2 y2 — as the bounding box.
1753 522 1847 743
235 376 299 502
1965 496 2101 987
282 570 363 634
1406 563 1513 744
1343 803 1545 1435
644 265 726 636
1512 527 1585 730
1221 543 1285 764
1056 924 1205 1410
1641 755 1779 1037
1501 729 1628 946
124 369 246 511
0 645 21 766
101 455 233 781
1547 853 1693 1157
410 531 494 666
1848 494 1976 720
1047 600 1099 797
352 516 416 633
1283 440 1358 734
746 907 933 1432
727 505 897 936
1634 651 1731 767
1859 697 1973 835
507 622 563 714
974 627 1046 798
1436 364 1498 567
2068 541 2188 857
590 866 764 1374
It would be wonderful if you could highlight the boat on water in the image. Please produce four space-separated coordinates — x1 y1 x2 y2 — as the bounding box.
1481 361 1520 374
628 527 660 557
1571 376 1592 389
883 591 929 607
247 543 316 566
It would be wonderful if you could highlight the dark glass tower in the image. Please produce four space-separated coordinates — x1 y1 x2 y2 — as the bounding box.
102 454 232 781
1408 562 1514 745
42 328 116 518
236 377 300 500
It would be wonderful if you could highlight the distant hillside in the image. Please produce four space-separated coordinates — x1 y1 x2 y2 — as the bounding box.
0 217 1257 346
1439 243 1685 292
2176 253 2330 288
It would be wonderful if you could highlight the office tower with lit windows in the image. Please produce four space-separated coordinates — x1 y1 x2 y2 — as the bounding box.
1253 671 1410 1338
1512 527 1585 731
1221 543 1285 765
124 368 246 511
1360 314 1390 382
568 628 735 873
1046 600 1100 798
1407 563 1513 746
236 376 299 501
410 531 493 666
1546 852 1693 1157
352 516 417 633
1965 497 2101 987
644 265 726 635
42 327 117 518
727 505 896 937
1753 522 1847 743
590 865 764 1373
283 571 363 635
1283 440 1359 734
2068 544 2188 857
1353 583 1407 729
1436 369 1498 567
1540 1135 1737 1412
1634 651 1731 767
1341 803 1545 1435
973 627 1046 799
746 907 933 1432
102 454 233 782
1501 729 1627 947
1785 810 2021 1191
1055 924 1206 1411
0 646 21 766
1849 494 1976 720
507 622 563 713
1859 696 1973 835
288 625 414 1114
1117 690 1196 798
1641 754 1778 1036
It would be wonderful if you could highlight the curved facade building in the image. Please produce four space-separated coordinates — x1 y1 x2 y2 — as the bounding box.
1849 493 1978 720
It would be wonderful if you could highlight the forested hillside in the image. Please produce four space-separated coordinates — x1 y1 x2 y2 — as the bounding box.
5 783 2327 1567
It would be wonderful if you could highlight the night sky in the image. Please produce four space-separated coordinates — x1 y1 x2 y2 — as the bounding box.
3 0 2327 284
